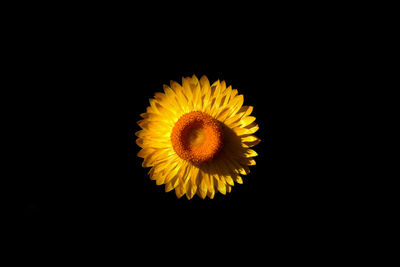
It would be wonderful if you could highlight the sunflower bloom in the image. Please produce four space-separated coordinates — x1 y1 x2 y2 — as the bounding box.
136 75 260 199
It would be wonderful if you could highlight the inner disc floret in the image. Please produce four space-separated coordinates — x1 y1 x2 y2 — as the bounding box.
170 111 223 164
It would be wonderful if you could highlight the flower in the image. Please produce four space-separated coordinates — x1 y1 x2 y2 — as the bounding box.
136 75 260 199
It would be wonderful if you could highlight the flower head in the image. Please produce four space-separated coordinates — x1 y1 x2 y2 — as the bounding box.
136 75 260 199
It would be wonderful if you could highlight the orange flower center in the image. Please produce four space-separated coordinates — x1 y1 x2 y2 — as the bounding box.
171 111 223 164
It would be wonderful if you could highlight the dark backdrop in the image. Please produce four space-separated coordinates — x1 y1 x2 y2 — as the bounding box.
19 25 347 235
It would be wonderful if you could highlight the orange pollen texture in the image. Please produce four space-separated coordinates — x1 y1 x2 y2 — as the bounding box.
171 111 223 164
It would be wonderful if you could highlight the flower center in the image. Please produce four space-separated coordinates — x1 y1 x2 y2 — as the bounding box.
171 111 223 164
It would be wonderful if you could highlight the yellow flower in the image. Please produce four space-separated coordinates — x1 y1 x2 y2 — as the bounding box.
136 75 260 199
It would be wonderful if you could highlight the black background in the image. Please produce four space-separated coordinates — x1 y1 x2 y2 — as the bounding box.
11 5 377 261
18 16 352 239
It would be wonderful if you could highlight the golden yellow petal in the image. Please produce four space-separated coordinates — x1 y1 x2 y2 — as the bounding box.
154 92 165 101
165 173 180 192
135 130 143 137
149 98 160 114
163 160 180 183
182 77 194 108
225 175 234 186
186 184 196 199
210 80 220 97
237 156 256 167
198 170 208 199
243 138 261 148
244 123 259 134
249 158 256 165
200 76 212 112
137 148 155 158
150 163 168 184
162 85 184 115
156 175 166 185
165 182 174 192
135 138 144 147
153 104 176 124
200 75 210 90
174 86 190 114
210 92 225 117
220 80 226 90
232 123 259 136
205 167 215 194
216 175 226 195
137 119 171 131
139 113 163 123
191 77 202 110
230 94 244 117
170 80 183 92
244 149 258 158
221 85 233 107
241 135 260 143
175 184 185 198
148 167 156 180
207 189 215 199
234 175 243 184
185 165 198 200
216 107 230 123
226 158 249 175
226 184 232 193
138 138 171 149
230 89 238 99
239 105 253 117
241 116 256 127
135 129 170 142
140 113 149 119
222 105 251 125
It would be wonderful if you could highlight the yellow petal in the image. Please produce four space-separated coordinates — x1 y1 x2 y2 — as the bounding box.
200 75 210 89
226 184 232 193
149 167 156 180
174 86 190 113
222 85 233 107
230 94 244 117
186 184 197 199
191 76 202 110
233 123 259 136
210 80 220 97
241 135 259 142
137 148 156 158
207 188 215 199
185 165 198 200
243 139 261 148
241 116 256 127
170 80 183 92
216 107 230 123
154 92 165 101
226 158 248 175
165 182 174 192
216 175 226 195
211 95 224 117
225 175 234 186
244 123 259 134
156 175 166 185
240 105 253 117
175 184 185 198
162 85 183 115
163 160 181 183
166 174 180 192
198 170 208 199
182 77 194 108
234 175 243 184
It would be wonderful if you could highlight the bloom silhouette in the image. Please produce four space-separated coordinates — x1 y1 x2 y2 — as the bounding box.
136 75 260 199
